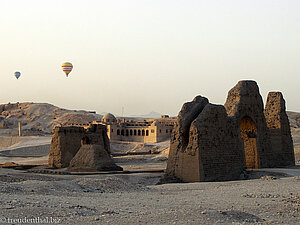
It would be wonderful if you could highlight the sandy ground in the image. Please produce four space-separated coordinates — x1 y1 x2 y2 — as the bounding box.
0 136 51 165
0 136 51 150
0 136 299 224
0 168 299 225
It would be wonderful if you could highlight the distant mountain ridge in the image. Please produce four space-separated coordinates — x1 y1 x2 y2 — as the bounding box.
100 111 163 119
129 111 162 118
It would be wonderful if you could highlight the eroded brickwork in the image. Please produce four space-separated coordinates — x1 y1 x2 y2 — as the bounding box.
68 144 122 172
264 92 295 166
166 103 244 182
224 80 274 168
48 124 110 168
166 96 209 178
166 80 295 182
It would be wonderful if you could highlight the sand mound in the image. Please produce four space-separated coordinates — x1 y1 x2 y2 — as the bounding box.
68 144 122 172
287 111 300 128
74 177 148 193
111 141 170 155
0 180 84 195
151 146 169 161
0 176 148 196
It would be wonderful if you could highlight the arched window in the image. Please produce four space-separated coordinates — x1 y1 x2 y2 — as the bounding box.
134 130 137 135
117 129 120 135
146 130 149 136
142 130 145 136
121 129 124 136
126 129 129 136
138 130 141 136
130 130 133 136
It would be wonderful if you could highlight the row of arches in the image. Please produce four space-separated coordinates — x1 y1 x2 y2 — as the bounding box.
117 129 149 136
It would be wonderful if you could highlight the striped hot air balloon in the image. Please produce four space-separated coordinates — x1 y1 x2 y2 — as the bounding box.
62 62 73 77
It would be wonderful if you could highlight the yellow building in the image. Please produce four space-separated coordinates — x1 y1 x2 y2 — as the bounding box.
99 113 175 143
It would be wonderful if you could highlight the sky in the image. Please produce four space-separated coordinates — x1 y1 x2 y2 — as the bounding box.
0 0 299 116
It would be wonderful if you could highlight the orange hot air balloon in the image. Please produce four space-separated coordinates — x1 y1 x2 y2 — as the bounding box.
62 62 73 77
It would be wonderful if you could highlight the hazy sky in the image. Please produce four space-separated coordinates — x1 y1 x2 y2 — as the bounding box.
1 0 299 116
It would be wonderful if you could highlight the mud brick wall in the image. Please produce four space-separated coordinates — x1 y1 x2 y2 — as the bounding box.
179 104 243 182
166 96 209 179
166 80 295 182
224 80 274 168
264 92 295 166
48 126 84 168
48 124 110 168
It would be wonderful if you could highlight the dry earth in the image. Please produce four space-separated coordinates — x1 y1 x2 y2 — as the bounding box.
287 111 300 128
0 168 299 225
0 136 299 225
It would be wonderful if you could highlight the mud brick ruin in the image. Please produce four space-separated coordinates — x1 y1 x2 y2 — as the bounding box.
166 80 295 182
48 124 121 171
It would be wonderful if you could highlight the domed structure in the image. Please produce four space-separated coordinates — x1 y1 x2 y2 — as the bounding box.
101 113 117 123
152 120 160 126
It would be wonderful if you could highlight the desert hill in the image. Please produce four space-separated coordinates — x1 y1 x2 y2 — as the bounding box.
287 111 300 128
0 102 101 135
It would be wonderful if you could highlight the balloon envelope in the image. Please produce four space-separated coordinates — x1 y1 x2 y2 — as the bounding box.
62 62 73 77
14 72 21 79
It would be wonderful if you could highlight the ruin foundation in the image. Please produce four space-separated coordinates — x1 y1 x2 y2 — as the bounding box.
48 124 113 170
166 80 295 182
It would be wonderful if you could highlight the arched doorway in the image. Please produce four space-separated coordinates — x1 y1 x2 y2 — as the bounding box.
81 136 90 145
240 116 258 169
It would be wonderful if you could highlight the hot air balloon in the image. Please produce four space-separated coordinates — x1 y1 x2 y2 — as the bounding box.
14 71 21 79
62 62 73 77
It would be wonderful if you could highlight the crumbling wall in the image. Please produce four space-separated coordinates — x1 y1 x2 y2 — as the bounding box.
84 124 111 154
166 96 209 178
48 126 84 168
191 104 243 181
166 80 295 183
264 92 295 166
166 103 243 182
48 124 110 168
224 80 273 168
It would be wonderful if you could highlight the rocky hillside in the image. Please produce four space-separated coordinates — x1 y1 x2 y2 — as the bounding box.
287 111 300 128
0 103 101 135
